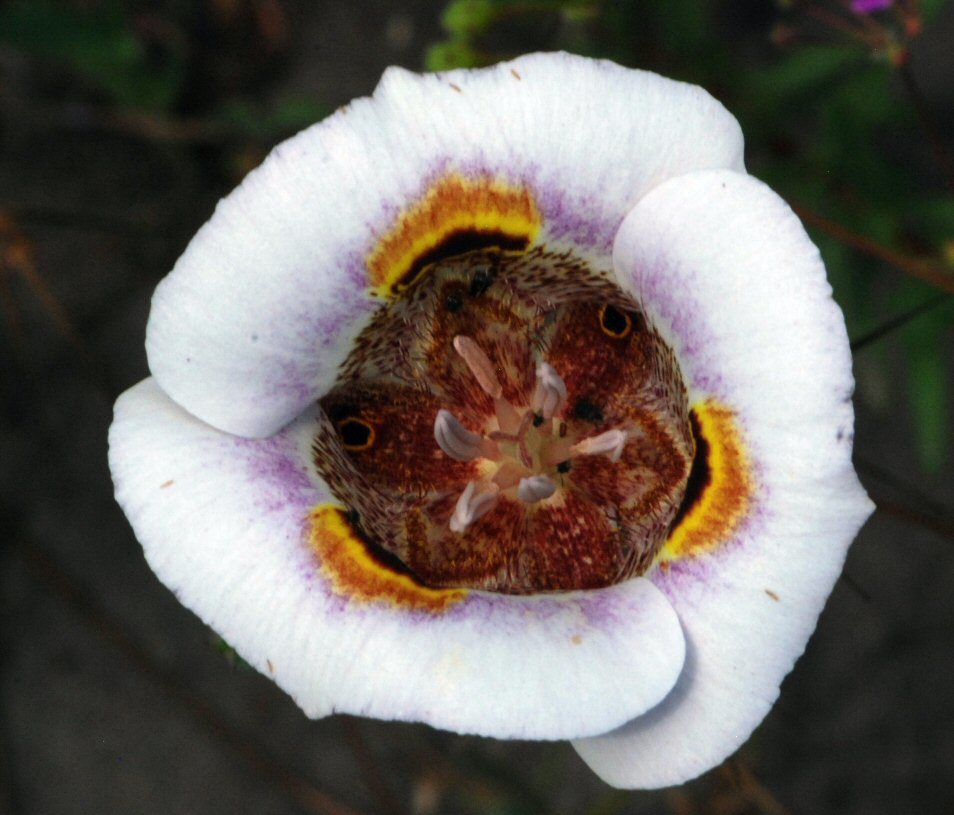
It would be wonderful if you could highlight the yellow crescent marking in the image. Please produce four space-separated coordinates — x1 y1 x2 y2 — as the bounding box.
660 401 753 561
309 504 467 612
367 173 542 296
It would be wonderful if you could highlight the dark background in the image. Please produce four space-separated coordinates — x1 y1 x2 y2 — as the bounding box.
2 2 954 813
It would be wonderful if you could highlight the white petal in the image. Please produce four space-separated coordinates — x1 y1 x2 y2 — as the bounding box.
373 52 745 253
146 53 744 438
574 170 874 787
109 378 686 741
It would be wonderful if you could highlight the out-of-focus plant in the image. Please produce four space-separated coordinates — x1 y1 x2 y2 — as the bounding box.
0 0 186 110
0 0 325 146
429 0 954 471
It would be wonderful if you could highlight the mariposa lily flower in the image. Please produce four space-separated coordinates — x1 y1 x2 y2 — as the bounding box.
108 52 873 788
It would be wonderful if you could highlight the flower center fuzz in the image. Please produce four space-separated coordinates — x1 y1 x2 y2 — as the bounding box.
314 247 694 593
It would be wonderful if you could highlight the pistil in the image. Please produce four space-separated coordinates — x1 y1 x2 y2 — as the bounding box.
438 334 633 532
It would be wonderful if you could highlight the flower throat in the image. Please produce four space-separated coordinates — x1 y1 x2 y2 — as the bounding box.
313 247 694 593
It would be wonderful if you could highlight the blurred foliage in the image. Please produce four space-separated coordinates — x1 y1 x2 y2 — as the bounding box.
0 0 185 109
0 0 326 142
428 0 954 470
0 0 951 468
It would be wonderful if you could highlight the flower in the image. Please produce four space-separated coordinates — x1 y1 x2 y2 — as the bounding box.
108 52 873 788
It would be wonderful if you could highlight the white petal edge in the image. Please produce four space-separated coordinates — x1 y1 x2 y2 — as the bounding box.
146 52 744 438
573 170 874 787
109 378 687 740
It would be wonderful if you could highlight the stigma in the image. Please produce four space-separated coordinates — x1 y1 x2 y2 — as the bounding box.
314 247 695 593
437 335 633 533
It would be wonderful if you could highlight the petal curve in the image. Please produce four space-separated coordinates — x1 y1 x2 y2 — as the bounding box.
109 378 687 741
573 170 874 787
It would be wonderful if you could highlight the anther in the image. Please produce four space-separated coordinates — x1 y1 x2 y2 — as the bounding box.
449 480 500 533
494 398 522 434
570 429 629 462
517 475 557 504
453 335 503 399
434 409 500 462
531 362 568 420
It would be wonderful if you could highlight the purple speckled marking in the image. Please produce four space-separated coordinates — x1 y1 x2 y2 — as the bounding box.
531 173 618 251
631 259 727 396
265 360 319 408
236 432 317 517
650 486 771 603
434 157 625 252
445 584 633 629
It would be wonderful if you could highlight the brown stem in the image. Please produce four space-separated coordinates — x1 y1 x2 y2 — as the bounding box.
791 203 954 294
730 759 794 815
874 496 954 542
849 293 950 352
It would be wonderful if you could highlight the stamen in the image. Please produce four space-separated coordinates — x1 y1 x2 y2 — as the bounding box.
449 480 500 533
532 362 567 420
434 409 500 462
570 429 628 462
494 397 522 434
453 335 503 399
517 475 556 504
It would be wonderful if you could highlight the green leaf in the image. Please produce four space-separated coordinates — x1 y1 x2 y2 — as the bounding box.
906 196 954 251
441 0 500 35
750 46 860 99
901 294 952 472
921 0 953 23
0 0 183 110
651 0 709 54
215 96 330 142
425 39 485 71
212 637 253 671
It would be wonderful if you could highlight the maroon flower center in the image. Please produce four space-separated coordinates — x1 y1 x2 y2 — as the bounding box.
314 247 693 593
